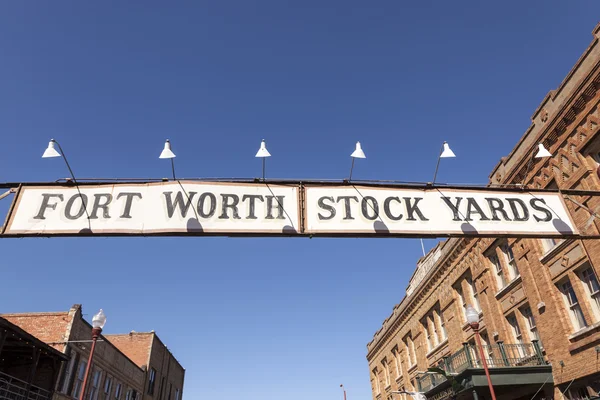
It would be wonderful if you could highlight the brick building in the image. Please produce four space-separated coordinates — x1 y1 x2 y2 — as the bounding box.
366 23 600 400
0 316 68 400
2 305 185 400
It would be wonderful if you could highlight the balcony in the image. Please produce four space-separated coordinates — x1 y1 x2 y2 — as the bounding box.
0 371 52 400
416 341 553 400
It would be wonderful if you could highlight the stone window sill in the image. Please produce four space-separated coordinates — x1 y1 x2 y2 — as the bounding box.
426 339 449 359
395 375 403 383
568 320 600 341
407 363 418 374
495 276 523 300
539 240 572 264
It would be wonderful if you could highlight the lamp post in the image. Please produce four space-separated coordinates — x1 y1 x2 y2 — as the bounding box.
340 384 346 400
80 309 107 400
465 305 496 400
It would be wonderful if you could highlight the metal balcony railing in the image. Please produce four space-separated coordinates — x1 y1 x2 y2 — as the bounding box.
417 341 546 393
0 371 52 400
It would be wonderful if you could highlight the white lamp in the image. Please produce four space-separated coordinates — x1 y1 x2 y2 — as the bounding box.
351 141 366 158
159 139 176 159
432 141 456 185
348 141 366 181
255 139 271 181
42 139 61 158
255 139 271 158
465 305 479 326
534 143 552 158
92 309 107 330
159 139 177 180
440 142 456 158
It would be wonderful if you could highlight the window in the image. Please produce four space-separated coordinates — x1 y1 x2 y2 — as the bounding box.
520 306 541 346
382 358 391 387
372 368 380 394
88 368 102 400
115 383 122 400
455 285 467 322
489 253 507 289
104 375 113 397
125 389 133 400
467 277 480 312
59 349 77 394
175 389 181 400
72 360 87 400
168 384 172 400
391 346 402 378
507 314 523 344
581 267 600 320
422 319 432 351
560 280 588 330
501 243 519 278
541 238 561 253
148 368 157 395
404 335 416 367
437 309 447 340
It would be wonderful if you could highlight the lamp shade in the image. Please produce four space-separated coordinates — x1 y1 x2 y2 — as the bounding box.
92 309 107 329
534 143 552 158
42 140 61 158
255 139 271 158
159 140 176 159
440 142 456 158
465 305 479 324
351 142 366 158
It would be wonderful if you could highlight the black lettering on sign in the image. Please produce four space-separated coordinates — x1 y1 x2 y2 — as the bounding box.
361 196 379 221
197 192 217 218
65 194 88 220
34 194 64 220
89 194 112 219
265 196 285 220
507 198 529 221
441 197 463 221
404 197 429 221
219 194 241 219
530 198 553 222
117 193 142 219
336 196 359 220
485 198 511 221
317 196 336 220
164 191 197 218
465 198 490 221
383 197 402 221
242 195 264 220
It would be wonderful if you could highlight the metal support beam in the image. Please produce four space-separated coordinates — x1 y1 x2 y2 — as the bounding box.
24 347 41 399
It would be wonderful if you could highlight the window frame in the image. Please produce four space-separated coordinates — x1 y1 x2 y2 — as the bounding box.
148 367 157 395
559 279 588 331
72 360 87 400
580 266 600 321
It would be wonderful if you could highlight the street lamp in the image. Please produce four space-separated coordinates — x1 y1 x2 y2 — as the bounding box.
42 139 90 221
255 139 271 181
465 305 496 400
159 139 177 180
340 384 346 400
348 141 366 181
80 309 107 400
432 141 456 185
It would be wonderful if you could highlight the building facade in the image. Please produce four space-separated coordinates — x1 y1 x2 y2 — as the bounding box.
2 305 185 400
366 23 600 400
0 316 68 400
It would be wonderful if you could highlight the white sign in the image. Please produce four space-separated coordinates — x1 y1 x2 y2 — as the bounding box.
304 186 576 236
5 182 300 235
3 182 578 237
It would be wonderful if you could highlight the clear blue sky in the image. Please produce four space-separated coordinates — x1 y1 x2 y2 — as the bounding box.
0 2 599 400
